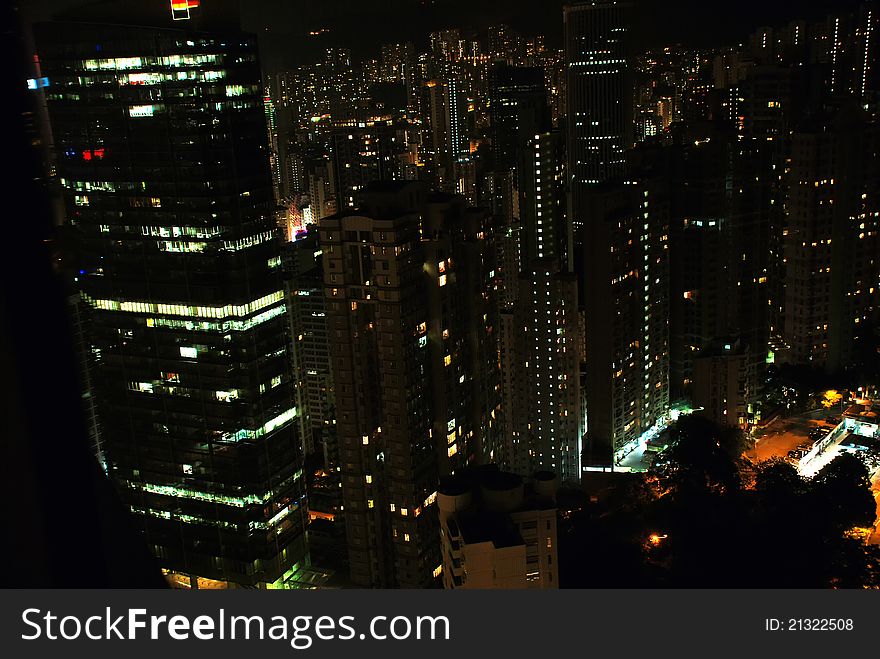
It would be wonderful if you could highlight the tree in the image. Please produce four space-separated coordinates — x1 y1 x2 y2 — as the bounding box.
659 415 747 495
809 453 876 533
821 389 843 409
754 458 808 510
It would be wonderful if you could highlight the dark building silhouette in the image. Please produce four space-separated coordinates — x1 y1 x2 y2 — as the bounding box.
319 181 498 587
34 5 308 588
565 1 634 235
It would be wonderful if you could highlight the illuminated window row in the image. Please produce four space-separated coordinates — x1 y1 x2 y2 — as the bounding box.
124 467 302 508
126 481 270 508
157 240 207 253
222 230 275 252
216 406 298 443
83 290 284 320
113 70 227 85
226 84 259 97
82 54 222 72
130 505 238 530
143 225 223 240
61 179 124 192
143 303 286 332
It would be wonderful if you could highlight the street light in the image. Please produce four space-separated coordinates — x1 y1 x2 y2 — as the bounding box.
648 533 668 546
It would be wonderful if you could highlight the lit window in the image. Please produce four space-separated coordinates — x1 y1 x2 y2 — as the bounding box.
129 104 157 117
365 475 372 484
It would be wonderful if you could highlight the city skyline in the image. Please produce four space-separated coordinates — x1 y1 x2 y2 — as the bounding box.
6 0 880 590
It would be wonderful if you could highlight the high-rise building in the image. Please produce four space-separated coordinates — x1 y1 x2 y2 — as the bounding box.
380 41 420 114
264 89 282 199
782 105 880 371
579 162 670 469
430 29 463 64
514 132 582 483
281 226 345 568
564 1 633 234
35 5 308 588
283 227 336 467
307 159 337 222
486 60 582 483
565 2 667 470
68 291 105 470
692 339 758 429
438 466 559 589
666 131 771 427
487 25 525 65
488 65 548 176
319 181 497 587
332 118 407 210
422 78 470 197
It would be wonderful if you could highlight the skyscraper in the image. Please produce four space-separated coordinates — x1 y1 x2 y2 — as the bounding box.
782 105 880 371
564 1 633 234
486 59 582 483
422 78 470 197
578 168 670 469
515 132 582 483
332 118 407 210
565 2 669 470
667 131 770 428
320 181 497 587
35 4 308 588
283 227 336 467
488 65 548 175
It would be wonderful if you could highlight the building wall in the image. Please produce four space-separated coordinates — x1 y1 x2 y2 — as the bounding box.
37 21 308 587
582 177 670 468
321 183 498 587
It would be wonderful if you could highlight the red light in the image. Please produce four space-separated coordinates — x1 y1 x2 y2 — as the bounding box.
83 150 92 161
94 148 105 159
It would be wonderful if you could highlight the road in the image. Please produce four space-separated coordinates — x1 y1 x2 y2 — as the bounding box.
753 414 835 462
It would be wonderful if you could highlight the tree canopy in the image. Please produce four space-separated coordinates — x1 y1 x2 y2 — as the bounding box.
559 417 879 588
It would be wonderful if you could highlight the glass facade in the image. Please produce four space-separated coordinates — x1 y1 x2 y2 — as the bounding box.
35 21 307 587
